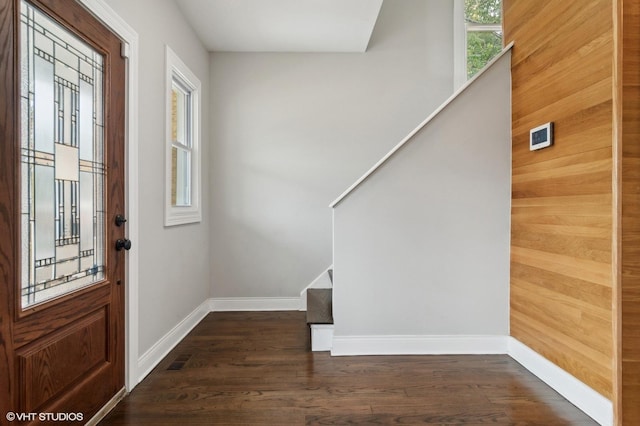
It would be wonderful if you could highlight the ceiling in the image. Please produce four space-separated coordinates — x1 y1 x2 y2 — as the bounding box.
174 0 384 53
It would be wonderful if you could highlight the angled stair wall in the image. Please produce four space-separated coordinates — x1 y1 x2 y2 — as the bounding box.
330 46 513 354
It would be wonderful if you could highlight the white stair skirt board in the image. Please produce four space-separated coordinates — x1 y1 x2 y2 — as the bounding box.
508 338 612 426
330 335 509 356
210 297 300 312
311 324 334 351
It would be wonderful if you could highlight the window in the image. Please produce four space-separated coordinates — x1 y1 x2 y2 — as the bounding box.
454 0 503 87
165 46 201 226
466 0 502 78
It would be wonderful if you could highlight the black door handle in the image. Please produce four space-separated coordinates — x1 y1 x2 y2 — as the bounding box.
115 239 132 251
115 214 127 227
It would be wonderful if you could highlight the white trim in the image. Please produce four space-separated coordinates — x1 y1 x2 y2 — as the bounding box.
134 297 298 383
164 45 202 227
76 0 140 393
85 387 126 426
136 299 210 383
329 42 514 208
120 41 129 59
311 325 334 352
467 24 502 32
508 338 613 426
210 297 301 312
328 333 611 424
298 265 333 311
331 335 509 356
453 0 466 90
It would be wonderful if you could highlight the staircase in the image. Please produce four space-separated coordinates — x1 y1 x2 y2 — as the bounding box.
306 270 334 351
326 45 512 356
308 46 513 355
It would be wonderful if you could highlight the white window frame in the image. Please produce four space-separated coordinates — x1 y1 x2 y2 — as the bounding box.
453 0 467 90
453 0 503 90
164 45 201 226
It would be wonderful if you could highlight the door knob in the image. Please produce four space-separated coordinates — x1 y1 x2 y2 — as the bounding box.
115 238 132 251
115 214 127 227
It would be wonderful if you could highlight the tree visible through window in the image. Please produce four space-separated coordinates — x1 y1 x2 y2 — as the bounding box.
466 0 502 78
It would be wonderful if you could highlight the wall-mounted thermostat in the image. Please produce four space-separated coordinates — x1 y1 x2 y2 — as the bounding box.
530 122 553 151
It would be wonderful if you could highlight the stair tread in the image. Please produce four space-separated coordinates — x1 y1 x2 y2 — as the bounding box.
306 288 333 324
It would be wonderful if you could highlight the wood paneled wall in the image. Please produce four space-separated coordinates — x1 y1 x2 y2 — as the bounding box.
504 0 615 399
506 0 640 420
617 0 640 422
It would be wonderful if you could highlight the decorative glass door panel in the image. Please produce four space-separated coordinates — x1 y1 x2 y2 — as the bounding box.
20 1 105 308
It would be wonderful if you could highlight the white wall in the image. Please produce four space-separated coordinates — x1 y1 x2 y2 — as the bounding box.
102 0 211 355
209 0 455 299
332 52 511 343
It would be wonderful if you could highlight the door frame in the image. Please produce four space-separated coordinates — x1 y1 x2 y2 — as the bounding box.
77 0 140 392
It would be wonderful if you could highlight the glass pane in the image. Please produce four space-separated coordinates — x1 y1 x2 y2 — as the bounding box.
465 0 502 79
34 165 55 260
34 56 54 153
20 1 105 308
171 82 189 147
171 146 191 206
465 0 501 25
171 77 192 207
466 30 503 78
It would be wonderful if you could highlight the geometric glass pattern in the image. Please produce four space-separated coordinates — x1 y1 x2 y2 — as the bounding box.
20 0 105 308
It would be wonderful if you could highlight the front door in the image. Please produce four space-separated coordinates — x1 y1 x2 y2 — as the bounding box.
0 0 127 423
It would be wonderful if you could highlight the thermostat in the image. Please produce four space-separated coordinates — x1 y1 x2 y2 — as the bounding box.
530 122 553 151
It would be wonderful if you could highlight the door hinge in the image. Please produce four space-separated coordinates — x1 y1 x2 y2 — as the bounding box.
121 42 130 59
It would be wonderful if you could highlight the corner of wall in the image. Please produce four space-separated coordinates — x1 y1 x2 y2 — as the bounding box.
508 337 613 426
136 299 211 384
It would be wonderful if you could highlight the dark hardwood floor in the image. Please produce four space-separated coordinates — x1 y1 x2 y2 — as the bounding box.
100 311 597 425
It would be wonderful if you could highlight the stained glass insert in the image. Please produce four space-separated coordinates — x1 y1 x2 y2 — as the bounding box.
20 1 105 308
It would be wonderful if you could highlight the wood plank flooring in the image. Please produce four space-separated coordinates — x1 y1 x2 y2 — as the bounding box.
100 312 598 425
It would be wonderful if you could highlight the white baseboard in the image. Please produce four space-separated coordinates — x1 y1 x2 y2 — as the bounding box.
330 334 611 425
135 297 299 386
508 337 612 426
136 299 210 383
132 299 613 426
210 297 300 312
310 324 334 351
331 334 509 356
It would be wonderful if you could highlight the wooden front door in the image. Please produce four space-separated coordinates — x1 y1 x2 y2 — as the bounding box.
0 0 126 423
